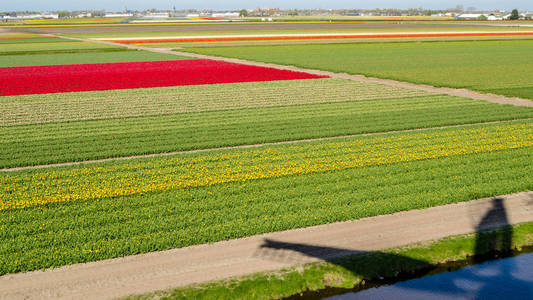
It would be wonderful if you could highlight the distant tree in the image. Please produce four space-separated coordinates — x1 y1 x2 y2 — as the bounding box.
239 9 248 17
477 15 488 21
510 9 520 20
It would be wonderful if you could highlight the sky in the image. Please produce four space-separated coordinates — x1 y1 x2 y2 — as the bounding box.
1 0 532 12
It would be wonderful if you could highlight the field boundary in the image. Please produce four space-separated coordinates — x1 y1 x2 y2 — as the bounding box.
2 118 531 172
1 191 531 300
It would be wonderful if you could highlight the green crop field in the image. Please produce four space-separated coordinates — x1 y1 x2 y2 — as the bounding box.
184 40 533 100
1 122 531 274
0 41 122 55
0 79 428 126
0 37 75 44
2 84 532 168
0 49 190 67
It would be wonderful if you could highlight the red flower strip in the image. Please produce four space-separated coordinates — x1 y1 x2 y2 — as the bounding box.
0 36 49 40
0 59 327 96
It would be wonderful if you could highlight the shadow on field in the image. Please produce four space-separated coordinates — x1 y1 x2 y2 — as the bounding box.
257 196 530 299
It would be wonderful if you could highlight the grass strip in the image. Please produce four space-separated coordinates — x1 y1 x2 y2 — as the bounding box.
0 41 120 53
183 39 533 100
0 48 131 56
0 38 75 44
0 50 191 67
125 222 533 300
483 87 533 100
2 96 532 168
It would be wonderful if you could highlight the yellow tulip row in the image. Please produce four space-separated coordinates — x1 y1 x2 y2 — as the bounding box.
1 122 531 211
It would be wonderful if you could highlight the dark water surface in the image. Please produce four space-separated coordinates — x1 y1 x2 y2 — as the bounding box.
327 252 533 300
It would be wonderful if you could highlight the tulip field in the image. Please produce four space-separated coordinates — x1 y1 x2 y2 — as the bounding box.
1 29 532 277
0 59 324 96
1 122 532 274
2 121 531 211
0 78 426 126
3 92 533 168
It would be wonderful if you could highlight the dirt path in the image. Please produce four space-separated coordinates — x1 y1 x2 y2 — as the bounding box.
1 191 531 300
3 118 530 172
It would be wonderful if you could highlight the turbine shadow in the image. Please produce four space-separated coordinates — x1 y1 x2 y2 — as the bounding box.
257 197 530 299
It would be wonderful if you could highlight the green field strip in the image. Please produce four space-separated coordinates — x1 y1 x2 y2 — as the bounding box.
0 79 429 126
0 41 121 53
0 145 531 274
482 87 533 99
184 39 533 100
0 37 75 44
0 48 133 56
0 34 43 38
2 96 532 168
0 50 191 67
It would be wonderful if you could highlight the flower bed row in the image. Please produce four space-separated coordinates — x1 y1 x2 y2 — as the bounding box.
2 122 531 210
0 59 326 96
108 31 533 44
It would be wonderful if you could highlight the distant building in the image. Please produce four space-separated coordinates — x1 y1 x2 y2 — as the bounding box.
76 13 92 18
104 13 133 17
211 12 239 18
456 13 486 20
3 14 59 20
145 13 169 18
